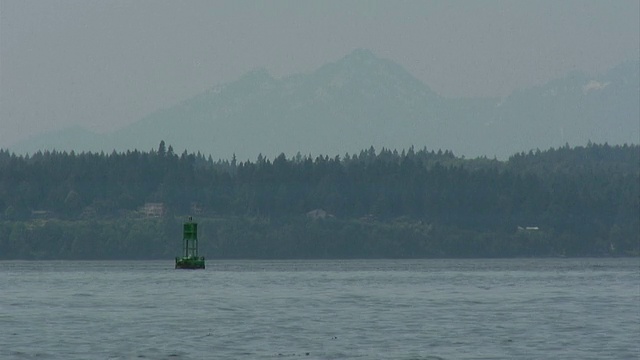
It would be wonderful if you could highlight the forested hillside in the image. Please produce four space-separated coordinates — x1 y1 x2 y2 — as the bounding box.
0 142 638 259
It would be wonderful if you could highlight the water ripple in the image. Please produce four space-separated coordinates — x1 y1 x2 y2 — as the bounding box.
1 258 638 360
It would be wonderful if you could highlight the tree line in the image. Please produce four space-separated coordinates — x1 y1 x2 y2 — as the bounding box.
0 142 638 259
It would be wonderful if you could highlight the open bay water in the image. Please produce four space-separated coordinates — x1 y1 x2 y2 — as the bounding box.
0 259 638 360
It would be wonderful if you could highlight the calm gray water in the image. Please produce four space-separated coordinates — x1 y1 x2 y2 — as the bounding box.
1 259 638 360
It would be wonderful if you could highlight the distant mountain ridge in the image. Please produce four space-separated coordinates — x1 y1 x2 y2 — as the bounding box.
10 49 639 160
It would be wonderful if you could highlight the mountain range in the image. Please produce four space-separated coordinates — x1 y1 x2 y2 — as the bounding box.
10 49 639 160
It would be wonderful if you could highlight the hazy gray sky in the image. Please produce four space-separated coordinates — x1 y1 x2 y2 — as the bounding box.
1 0 638 148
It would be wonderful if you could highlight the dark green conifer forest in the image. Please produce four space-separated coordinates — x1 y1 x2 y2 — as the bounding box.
0 142 638 259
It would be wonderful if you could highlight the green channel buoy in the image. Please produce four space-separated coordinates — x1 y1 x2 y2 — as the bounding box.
175 217 205 269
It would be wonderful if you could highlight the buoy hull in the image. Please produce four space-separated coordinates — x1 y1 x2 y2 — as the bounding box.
175 256 205 269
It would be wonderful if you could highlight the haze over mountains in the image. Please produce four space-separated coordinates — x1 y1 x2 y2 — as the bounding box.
11 49 639 160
